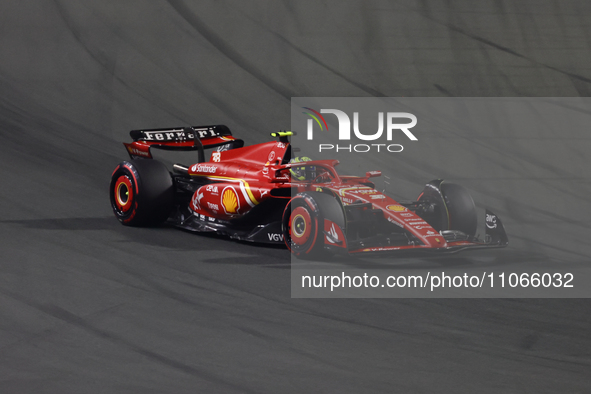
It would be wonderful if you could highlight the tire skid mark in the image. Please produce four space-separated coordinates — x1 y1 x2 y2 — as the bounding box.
237 7 385 97
52 0 189 124
1 289 255 394
76 3 259 130
167 0 294 100
407 4 591 85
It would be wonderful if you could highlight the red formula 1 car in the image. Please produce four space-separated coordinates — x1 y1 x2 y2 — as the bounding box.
110 125 508 258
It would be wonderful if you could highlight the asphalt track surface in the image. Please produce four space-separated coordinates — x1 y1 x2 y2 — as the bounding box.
0 1 590 393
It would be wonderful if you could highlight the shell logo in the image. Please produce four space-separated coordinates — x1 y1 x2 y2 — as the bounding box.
222 187 239 214
386 205 407 212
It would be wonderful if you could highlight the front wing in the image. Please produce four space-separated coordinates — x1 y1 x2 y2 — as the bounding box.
339 209 508 255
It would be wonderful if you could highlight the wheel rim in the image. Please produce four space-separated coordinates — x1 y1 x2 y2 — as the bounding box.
290 206 312 246
114 175 133 212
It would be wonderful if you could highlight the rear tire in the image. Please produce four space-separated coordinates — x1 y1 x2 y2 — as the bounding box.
110 160 174 226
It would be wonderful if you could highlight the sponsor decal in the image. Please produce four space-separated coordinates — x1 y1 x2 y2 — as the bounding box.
203 175 259 207
323 220 346 247
339 186 372 196
387 216 403 228
486 213 497 229
216 144 230 152
262 166 269 175
127 146 150 157
191 191 204 211
207 202 219 211
142 127 223 141
142 130 188 141
268 233 284 242
221 187 240 214
409 221 428 225
212 152 221 162
276 142 286 149
199 214 206 221
400 212 413 217
362 247 402 252
206 185 219 193
141 128 225 141
192 164 217 173
194 127 220 139
370 194 385 199
326 224 339 244
351 189 378 195
260 190 269 198
268 151 276 162
386 205 407 212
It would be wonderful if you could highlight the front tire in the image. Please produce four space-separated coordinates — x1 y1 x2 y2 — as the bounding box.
440 183 477 237
110 160 174 226
282 195 322 258
418 180 477 237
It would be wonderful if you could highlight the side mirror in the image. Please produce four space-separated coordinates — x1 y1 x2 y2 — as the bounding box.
366 171 381 178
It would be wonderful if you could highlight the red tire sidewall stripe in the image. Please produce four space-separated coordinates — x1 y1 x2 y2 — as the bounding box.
123 163 139 194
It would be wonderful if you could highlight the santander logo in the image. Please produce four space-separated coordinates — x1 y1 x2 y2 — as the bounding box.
191 164 217 173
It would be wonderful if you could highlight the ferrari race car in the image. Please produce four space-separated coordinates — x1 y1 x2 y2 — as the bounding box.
110 125 508 258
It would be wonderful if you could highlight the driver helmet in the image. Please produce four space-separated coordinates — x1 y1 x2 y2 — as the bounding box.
289 156 312 181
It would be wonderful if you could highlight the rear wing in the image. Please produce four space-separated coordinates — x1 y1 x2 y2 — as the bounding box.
123 125 244 162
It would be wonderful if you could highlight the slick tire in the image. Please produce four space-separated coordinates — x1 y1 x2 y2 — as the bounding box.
110 159 174 226
282 191 345 260
440 183 477 238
